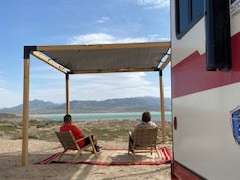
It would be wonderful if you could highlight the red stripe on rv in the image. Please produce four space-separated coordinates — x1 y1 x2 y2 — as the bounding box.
172 32 240 98
171 161 203 180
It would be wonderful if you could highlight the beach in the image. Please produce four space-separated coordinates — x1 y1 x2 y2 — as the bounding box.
0 117 172 180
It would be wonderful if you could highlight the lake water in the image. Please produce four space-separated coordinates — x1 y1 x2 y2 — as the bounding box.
31 111 172 122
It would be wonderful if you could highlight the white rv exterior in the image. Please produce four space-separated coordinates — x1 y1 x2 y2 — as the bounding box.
171 0 240 179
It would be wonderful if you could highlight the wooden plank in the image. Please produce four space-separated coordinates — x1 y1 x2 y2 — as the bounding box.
71 67 155 74
31 51 70 74
22 58 30 166
37 42 170 51
159 56 171 70
159 71 166 144
65 74 70 114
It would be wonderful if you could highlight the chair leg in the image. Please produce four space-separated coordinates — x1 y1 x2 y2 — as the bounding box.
127 148 135 160
89 136 97 154
132 150 136 160
128 141 131 155
57 150 67 161
58 153 64 161
128 146 133 155
128 135 134 155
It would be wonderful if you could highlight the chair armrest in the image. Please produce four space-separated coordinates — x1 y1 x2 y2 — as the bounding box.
75 137 88 143
129 131 135 140
129 131 132 135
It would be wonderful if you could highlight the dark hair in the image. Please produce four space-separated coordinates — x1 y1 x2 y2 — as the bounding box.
64 114 72 123
142 112 151 123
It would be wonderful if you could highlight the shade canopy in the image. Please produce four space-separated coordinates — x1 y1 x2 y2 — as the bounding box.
31 42 170 74
21 41 170 166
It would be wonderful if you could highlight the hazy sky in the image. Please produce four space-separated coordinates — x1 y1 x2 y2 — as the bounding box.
0 0 170 108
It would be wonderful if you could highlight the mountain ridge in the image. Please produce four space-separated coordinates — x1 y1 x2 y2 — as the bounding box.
0 97 171 114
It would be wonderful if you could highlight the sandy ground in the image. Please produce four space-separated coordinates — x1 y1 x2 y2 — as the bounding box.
0 138 171 180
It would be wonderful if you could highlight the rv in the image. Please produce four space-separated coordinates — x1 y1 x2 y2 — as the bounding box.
171 0 240 179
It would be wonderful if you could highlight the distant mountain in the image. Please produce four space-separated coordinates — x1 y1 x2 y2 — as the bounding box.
0 97 171 114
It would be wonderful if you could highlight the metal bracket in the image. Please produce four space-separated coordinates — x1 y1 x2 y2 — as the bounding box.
159 70 163 77
24 46 37 59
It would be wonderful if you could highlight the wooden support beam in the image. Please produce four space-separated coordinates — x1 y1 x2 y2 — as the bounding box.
159 56 171 70
37 41 170 51
158 48 170 69
71 67 154 74
22 57 30 166
159 70 166 144
31 51 70 74
65 74 70 114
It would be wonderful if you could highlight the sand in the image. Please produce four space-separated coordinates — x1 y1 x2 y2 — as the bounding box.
0 138 171 180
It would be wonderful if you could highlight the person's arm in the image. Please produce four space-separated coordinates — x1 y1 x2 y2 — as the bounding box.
71 125 84 139
59 125 64 132
152 122 158 128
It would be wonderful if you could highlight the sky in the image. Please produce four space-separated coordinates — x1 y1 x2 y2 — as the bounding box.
0 0 170 108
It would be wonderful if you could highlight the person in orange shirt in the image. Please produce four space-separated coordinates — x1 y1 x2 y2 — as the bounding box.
60 114 101 152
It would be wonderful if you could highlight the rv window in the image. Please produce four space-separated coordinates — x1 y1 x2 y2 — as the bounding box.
177 0 190 34
191 0 204 20
176 0 204 38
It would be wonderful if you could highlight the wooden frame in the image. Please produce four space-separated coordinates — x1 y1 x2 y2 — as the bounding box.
31 51 70 74
159 70 166 143
158 51 171 144
22 57 30 166
71 67 156 74
128 129 160 158
159 56 171 70
65 74 70 114
37 42 170 51
55 131 97 161
21 42 170 166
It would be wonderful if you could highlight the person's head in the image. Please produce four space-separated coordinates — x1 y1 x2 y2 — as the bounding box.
142 112 151 123
64 114 72 123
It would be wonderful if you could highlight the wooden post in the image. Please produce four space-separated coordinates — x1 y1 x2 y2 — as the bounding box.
65 74 70 114
22 57 30 166
159 70 166 144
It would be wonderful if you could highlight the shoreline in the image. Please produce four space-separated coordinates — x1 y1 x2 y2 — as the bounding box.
28 111 172 114
29 111 172 122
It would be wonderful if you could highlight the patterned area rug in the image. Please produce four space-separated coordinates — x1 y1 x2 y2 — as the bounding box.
37 146 172 166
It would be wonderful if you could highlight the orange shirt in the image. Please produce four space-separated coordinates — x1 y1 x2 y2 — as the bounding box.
60 123 85 148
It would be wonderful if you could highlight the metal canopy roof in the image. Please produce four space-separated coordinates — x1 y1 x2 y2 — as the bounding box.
31 41 170 74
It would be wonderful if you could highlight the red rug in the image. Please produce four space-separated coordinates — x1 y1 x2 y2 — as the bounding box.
36 146 172 166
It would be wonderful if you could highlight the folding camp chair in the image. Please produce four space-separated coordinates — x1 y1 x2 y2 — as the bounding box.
55 131 97 161
128 128 160 158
